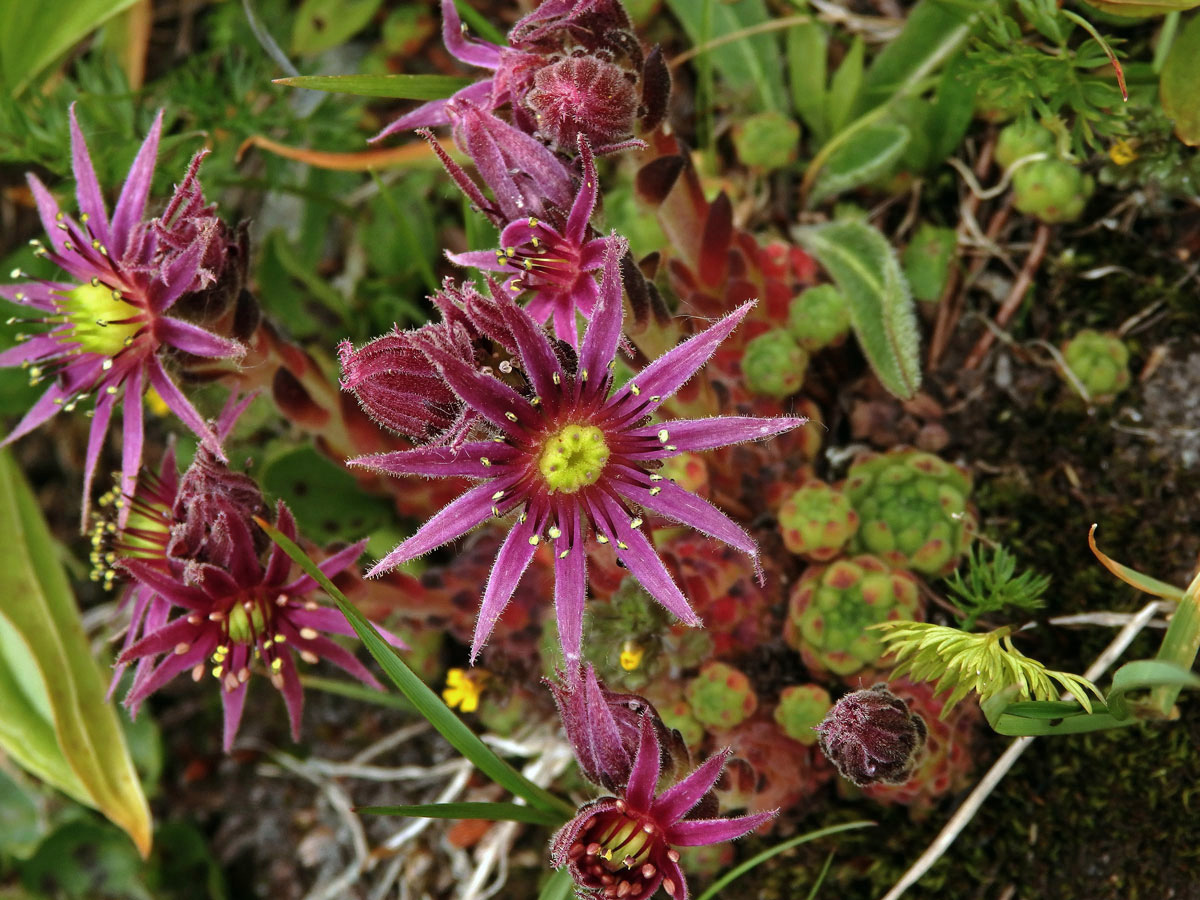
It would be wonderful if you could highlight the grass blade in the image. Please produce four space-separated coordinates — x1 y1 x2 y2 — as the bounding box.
694 820 875 900
254 517 574 820
358 802 564 826
273 73 475 99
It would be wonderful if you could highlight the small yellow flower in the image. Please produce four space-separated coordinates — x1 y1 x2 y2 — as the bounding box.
144 385 171 417
443 668 488 713
1109 139 1138 166
619 641 645 672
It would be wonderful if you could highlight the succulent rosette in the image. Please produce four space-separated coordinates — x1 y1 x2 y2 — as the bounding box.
1 107 244 522
350 241 803 669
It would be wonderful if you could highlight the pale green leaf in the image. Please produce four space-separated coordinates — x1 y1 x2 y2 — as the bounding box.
1161 12 1200 145
786 19 830 141
0 0 139 95
665 0 788 111
826 36 864 135
292 0 385 56
807 123 910 207
797 219 921 399
0 450 151 855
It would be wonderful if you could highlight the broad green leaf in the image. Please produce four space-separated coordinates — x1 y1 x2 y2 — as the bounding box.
694 821 875 900
0 0 139 96
255 517 574 820
1107 659 1200 720
1088 525 1184 600
826 36 865 137
854 0 996 116
919 52 981 166
981 694 1134 736
665 0 788 111
273 73 475 99
0 768 43 859
0 450 151 856
1160 12 1200 145
292 0 385 56
797 220 922 399
359 802 565 826
20 820 151 899
786 18 829 142
807 122 910 206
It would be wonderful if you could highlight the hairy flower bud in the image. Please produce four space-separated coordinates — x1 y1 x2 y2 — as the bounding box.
816 684 927 787
525 55 639 150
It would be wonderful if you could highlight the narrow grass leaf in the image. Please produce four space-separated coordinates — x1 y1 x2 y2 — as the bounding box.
254 517 574 819
694 821 875 900
273 73 476 99
358 802 564 826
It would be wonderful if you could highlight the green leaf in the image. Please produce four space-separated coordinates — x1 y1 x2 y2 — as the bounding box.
787 19 830 141
807 122 910 207
1106 659 1200 720
1151 568 1200 713
826 37 865 136
254 517 574 820
694 821 875 900
1160 12 1200 145
797 220 922 399
981 694 1134 736
665 0 788 111
538 867 576 900
1088 0 1200 16
0 450 151 856
855 0 996 115
0 0 139 96
292 0 385 56
358 802 565 826
273 73 476 99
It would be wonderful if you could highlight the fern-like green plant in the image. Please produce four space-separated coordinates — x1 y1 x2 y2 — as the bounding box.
873 622 1103 716
944 544 1050 629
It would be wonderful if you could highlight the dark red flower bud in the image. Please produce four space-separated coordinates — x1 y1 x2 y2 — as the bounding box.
816 684 927 787
525 55 639 151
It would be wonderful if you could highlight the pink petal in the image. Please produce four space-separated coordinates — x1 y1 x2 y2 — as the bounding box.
667 810 778 847
632 415 807 454
616 476 757 560
577 237 627 393
147 355 224 458
440 0 502 68
117 365 145 529
652 749 730 824
469 515 540 662
498 294 564 399
564 139 599 244
81 389 117 530
69 104 112 246
156 317 245 359
111 110 163 258
552 505 586 671
366 478 515 576
348 442 515 479
625 714 662 812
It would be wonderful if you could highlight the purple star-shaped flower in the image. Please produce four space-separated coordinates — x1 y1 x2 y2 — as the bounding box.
550 703 775 899
447 139 611 347
113 445 401 751
350 239 804 669
1 106 244 524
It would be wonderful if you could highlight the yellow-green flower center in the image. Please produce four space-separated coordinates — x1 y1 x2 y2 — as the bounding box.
59 282 142 356
226 602 267 645
538 424 609 493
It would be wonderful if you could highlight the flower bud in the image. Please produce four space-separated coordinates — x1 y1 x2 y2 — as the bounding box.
817 684 927 787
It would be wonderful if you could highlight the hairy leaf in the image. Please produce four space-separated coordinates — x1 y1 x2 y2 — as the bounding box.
0 0 139 95
797 219 921 399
